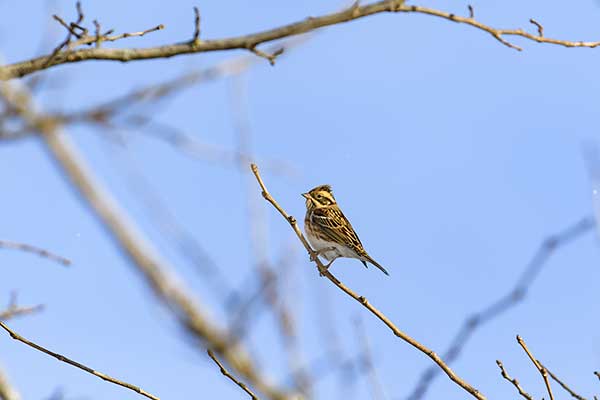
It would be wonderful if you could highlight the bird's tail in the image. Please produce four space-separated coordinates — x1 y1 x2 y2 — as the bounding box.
362 255 389 276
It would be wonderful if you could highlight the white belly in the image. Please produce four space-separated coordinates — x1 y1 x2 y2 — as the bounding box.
305 226 358 261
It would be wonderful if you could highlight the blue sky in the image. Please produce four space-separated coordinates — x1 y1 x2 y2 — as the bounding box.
1 1 599 399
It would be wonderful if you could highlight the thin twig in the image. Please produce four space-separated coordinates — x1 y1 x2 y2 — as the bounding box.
0 321 159 400
516 335 554 400
4 1 600 79
250 163 485 400
496 360 534 400
192 7 201 44
207 350 259 400
0 305 44 321
543 363 587 400
529 19 544 37
0 240 71 266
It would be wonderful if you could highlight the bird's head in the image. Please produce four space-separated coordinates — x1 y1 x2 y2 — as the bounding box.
302 185 336 208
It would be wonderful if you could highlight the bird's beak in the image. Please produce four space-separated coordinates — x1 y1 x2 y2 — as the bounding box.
301 193 309 199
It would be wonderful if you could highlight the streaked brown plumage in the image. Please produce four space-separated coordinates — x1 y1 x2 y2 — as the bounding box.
302 185 389 276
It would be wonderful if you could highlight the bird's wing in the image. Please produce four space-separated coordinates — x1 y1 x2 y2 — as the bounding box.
310 206 367 256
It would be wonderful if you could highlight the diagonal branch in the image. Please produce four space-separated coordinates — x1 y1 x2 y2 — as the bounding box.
2 1 600 80
0 321 158 400
250 163 485 400
0 367 20 400
543 363 587 400
495 360 534 400
0 240 71 266
516 335 554 400
208 350 260 400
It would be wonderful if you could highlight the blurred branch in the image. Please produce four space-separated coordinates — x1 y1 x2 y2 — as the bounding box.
355 317 387 400
27 48 300 178
113 119 298 178
0 366 20 400
0 304 43 321
495 360 533 400
0 240 71 266
3 1 600 79
408 216 595 399
0 321 159 400
516 335 554 400
101 143 238 308
0 293 44 321
229 76 310 395
207 350 259 400
250 163 486 400
0 81 294 400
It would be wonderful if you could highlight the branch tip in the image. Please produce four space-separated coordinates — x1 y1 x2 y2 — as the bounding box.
193 7 201 43
529 18 544 37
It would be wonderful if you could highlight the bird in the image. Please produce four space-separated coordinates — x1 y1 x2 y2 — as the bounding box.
302 184 389 276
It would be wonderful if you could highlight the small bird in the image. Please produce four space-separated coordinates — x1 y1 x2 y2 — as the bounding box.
302 185 389 276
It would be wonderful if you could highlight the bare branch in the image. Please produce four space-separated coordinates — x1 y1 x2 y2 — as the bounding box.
250 163 485 400
467 5 474 19
0 305 44 321
0 367 20 400
408 216 594 400
207 350 259 400
3 1 600 80
495 360 534 400
529 19 544 37
516 335 554 400
0 240 71 266
543 363 587 400
49 2 163 51
248 46 285 66
0 321 159 400
0 293 44 321
193 7 201 44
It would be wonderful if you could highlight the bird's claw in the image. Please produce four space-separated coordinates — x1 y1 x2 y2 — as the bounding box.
317 259 334 277
309 247 336 261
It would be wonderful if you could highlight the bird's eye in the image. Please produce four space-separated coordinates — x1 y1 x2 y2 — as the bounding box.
316 194 322 199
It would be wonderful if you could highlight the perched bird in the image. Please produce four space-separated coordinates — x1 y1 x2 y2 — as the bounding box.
302 185 389 276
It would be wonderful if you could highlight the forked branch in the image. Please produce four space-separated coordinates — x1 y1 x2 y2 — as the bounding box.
250 163 485 400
